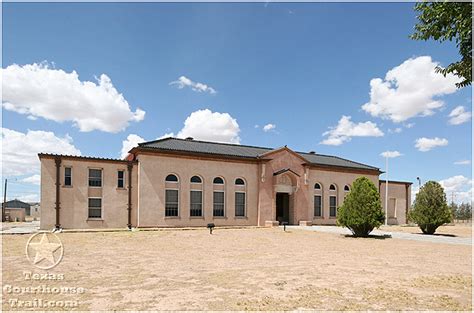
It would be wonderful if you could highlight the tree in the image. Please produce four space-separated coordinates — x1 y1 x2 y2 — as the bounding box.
337 177 384 237
409 181 452 234
411 1 472 88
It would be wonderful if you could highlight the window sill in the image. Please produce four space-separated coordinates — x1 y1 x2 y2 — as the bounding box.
87 218 104 221
234 216 247 219
213 216 226 219
164 216 180 219
189 216 204 219
116 188 127 191
88 186 103 189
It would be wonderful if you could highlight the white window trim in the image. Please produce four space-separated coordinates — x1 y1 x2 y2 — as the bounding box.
314 194 323 218
165 187 180 218
235 191 247 218
64 166 73 187
87 196 103 220
190 189 203 217
213 190 226 218
88 167 103 188
117 169 126 189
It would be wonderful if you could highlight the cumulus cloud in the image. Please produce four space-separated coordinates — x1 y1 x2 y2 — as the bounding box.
380 151 402 158
439 175 473 203
169 76 217 94
320 115 384 146
2 63 145 132
120 134 145 159
388 127 402 134
263 123 276 132
2 128 81 177
448 106 472 125
362 56 460 122
21 174 41 185
414 137 448 152
454 160 471 165
177 109 240 144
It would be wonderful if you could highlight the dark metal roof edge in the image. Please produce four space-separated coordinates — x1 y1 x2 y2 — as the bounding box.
38 153 137 163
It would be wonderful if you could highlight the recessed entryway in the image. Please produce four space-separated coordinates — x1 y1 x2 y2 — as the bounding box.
276 192 290 224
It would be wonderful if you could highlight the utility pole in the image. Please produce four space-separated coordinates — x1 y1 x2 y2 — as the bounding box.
2 179 7 222
385 156 388 226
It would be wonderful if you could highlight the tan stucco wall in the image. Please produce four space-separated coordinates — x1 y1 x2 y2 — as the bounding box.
136 153 259 227
380 182 411 225
40 157 138 230
5 208 26 222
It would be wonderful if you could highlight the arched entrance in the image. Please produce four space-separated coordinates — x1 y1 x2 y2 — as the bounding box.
273 171 299 224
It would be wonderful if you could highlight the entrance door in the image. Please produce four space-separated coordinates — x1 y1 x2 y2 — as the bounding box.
276 192 290 224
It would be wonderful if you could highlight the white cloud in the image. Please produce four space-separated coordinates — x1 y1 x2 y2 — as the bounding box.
263 123 276 132
21 174 41 185
388 127 402 134
2 128 81 177
362 56 460 122
157 132 175 140
454 160 471 165
2 63 145 133
414 137 448 152
169 76 217 94
380 151 402 158
439 175 473 203
177 109 240 144
320 115 384 146
120 134 145 159
404 123 415 129
448 106 472 125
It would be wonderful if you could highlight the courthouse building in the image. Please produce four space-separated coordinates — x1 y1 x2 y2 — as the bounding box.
39 137 411 230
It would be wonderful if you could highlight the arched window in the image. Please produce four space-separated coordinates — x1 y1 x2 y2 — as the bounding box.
234 177 246 217
235 178 245 185
344 185 350 192
213 178 225 217
190 176 202 183
329 184 337 217
213 177 224 184
165 174 179 217
165 174 178 182
314 182 323 217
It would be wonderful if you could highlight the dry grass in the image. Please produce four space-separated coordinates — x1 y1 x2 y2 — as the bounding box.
2 227 472 311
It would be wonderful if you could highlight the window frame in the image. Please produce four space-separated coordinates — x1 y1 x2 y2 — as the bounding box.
88 168 103 188
117 169 125 189
64 166 72 187
235 178 245 186
88 197 102 219
213 190 225 217
235 191 246 217
190 189 203 217
314 195 323 218
329 195 337 217
165 174 179 183
213 177 225 185
190 175 202 183
165 188 180 217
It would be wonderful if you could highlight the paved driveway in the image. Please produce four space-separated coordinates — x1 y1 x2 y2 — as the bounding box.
287 225 472 246
1 221 40 234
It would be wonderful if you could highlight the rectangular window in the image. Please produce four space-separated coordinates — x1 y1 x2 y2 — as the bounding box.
64 167 72 186
213 191 225 217
88 169 102 187
190 190 203 217
329 196 337 217
314 195 322 217
165 189 179 217
117 170 125 188
88 198 102 218
235 192 246 217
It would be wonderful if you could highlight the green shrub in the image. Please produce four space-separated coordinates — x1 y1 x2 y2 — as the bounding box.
409 181 452 234
337 177 384 237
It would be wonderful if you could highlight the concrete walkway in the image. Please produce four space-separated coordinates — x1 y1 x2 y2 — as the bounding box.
1 221 40 234
287 225 472 246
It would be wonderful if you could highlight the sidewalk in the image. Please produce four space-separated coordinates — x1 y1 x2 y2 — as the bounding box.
288 225 472 246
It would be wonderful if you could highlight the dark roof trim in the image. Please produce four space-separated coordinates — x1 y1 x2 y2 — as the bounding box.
380 180 413 185
134 146 263 162
38 153 138 164
273 168 301 177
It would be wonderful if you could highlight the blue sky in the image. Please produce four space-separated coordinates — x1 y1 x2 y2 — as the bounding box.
2 2 472 203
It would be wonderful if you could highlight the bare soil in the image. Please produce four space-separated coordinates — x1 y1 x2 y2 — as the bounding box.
380 223 472 238
2 227 472 311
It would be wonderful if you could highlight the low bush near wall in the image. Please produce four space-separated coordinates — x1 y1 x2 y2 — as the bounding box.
409 181 452 235
337 177 384 237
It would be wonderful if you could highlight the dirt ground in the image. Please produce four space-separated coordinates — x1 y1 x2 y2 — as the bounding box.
2 227 472 311
380 223 472 238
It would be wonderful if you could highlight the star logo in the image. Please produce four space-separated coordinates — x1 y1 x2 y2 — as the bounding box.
25 232 64 269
